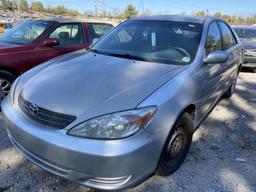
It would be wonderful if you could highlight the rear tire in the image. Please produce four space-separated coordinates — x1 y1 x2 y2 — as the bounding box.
0 70 16 101
157 113 193 176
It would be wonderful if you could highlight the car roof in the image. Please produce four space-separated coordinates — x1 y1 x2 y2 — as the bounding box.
28 18 114 26
130 15 215 24
32 18 85 23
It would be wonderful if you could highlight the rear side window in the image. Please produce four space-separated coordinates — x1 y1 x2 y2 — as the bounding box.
205 22 222 54
88 23 113 42
219 22 236 50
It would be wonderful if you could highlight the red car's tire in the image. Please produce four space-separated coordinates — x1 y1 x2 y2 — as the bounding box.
0 70 16 101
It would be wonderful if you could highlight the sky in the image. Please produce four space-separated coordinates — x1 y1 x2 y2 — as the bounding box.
27 0 256 16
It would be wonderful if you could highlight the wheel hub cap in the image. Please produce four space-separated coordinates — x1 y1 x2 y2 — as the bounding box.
168 128 184 157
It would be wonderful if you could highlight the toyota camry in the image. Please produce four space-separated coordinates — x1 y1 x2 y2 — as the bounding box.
2 15 243 191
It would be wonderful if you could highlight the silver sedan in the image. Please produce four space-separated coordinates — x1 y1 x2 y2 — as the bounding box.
2 15 243 191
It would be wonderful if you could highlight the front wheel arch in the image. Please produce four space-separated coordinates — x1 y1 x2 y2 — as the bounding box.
154 104 196 173
156 112 194 176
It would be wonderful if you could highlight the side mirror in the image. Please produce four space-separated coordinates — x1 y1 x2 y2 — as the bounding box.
43 38 60 47
204 51 228 64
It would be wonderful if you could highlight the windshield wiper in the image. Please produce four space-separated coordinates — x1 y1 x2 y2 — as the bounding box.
89 48 103 54
109 53 149 62
90 49 149 62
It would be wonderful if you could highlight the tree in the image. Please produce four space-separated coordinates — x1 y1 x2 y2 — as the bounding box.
214 12 222 18
123 4 137 19
19 0 29 12
55 5 68 15
69 9 80 17
195 11 206 17
222 14 232 22
31 1 44 12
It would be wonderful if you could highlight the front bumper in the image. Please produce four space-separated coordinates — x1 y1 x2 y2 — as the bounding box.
2 98 158 191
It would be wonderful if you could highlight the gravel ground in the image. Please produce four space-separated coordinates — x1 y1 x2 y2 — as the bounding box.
0 71 255 192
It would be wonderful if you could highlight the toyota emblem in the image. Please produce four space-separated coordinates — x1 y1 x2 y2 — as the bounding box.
29 104 39 116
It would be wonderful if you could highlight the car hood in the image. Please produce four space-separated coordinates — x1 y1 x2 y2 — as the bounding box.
0 42 31 54
21 52 187 119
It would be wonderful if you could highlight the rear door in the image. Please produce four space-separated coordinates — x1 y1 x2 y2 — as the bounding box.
30 23 86 68
87 23 113 45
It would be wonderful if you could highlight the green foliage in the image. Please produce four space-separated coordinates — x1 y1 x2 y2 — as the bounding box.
19 0 29 12
54 5 68 15
194 11 256 25
43 5 80 16
31 1 44 12
214 12 222 18
69 9 80 17
195 11 206 17
123 4 138 19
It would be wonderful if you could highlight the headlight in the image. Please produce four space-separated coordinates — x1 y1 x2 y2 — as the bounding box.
68 106 156 139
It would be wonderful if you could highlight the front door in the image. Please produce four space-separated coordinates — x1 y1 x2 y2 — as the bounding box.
29 23 86 68
197 21 228 119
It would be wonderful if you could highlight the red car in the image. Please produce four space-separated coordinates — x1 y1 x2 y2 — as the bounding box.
0 19 113 100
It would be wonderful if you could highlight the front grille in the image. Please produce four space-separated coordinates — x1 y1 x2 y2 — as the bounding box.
18 94 76 128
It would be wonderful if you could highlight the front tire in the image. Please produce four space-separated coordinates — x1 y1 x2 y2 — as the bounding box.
157 113 193 176
0 70 16 101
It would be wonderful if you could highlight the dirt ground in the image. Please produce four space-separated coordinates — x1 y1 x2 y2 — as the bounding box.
0 71 255 192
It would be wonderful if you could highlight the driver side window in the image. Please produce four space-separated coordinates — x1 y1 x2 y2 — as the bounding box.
49 23 84 46
205 22 222 54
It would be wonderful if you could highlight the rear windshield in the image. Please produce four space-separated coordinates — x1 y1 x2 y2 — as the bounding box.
234 28 256 41
91 20 203 65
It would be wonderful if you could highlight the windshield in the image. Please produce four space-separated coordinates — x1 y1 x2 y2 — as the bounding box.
91 20 202 65
0 20 53 45
234 28 256 41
